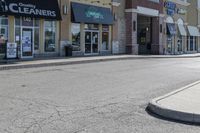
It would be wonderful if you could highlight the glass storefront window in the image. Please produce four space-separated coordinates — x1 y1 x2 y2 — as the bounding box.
34 28 40 50
85 24 99 30
34 19 40 27
167 35 172 54
187 36 189 51
71 23 80 51
15 17 20 26
0 16 8 40
0 16 8 55
187 36 197 51
44 21 56 52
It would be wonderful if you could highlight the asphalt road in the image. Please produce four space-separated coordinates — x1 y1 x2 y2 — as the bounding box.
1 58 200 133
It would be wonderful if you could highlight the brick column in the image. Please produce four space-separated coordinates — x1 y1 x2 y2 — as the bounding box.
151 17 159 55
125 12 138 54
159 16 165 55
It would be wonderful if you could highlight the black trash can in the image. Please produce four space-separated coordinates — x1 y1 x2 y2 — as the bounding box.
65 45 72 56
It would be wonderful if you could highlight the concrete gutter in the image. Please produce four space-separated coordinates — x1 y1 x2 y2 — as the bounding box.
1 54 200 71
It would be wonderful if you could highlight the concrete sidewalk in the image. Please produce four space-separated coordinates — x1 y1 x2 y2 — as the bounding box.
148 81 200 124
1 53 200 70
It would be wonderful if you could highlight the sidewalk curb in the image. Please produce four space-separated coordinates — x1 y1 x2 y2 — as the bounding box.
148 80 200 124
1 55 200 71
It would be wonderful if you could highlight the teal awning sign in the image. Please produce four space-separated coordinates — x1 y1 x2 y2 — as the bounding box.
71 2 113 25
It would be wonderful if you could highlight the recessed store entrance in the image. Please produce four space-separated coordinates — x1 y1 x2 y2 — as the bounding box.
137 15 152 55
21 28 34 58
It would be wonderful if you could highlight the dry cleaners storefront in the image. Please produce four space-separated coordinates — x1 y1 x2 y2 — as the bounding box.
0 0 61 59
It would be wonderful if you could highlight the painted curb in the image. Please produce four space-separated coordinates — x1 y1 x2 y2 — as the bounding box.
0 55 200 70
148 80 200 123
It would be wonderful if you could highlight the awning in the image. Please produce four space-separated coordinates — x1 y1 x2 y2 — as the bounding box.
71 2 114 25
0 0 62 20
187 26 200 37
137 6 159 17
178 24 187 36
167 23 176 35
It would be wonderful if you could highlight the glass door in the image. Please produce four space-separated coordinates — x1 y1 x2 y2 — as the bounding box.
85 31 92 54
85 31 99 54
21 28 33 58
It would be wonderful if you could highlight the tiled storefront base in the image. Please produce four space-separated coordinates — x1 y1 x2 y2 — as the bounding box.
100 51 112 55
72 51 84 57
34 53 60 58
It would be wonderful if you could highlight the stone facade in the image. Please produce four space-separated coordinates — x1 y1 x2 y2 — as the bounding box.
125 0 164 55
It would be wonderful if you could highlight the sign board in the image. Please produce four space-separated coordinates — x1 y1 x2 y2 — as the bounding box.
71 2 113 25
7 42 17 58
0 0 61 20
164 1 176 16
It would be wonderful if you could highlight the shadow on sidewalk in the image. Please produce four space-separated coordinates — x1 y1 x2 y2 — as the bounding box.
145 106 200 126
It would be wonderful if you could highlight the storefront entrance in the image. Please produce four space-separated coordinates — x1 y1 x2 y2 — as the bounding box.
21 28 34 58
85 31 99 54
137 15 152 55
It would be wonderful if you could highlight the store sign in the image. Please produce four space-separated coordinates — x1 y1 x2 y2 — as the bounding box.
85 7 104 20
164 1 176 16
0 0 61 20
71 2 113 25
177 8 187 15
7 42 17 59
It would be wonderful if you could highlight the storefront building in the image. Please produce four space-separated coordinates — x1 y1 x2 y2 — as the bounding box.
163 0 190 55
187 0 200 53
125 0 164 55
0 0 61 59
59 0 116 57
0 0 120 59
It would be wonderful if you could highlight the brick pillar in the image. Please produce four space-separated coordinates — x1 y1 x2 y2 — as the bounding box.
125 12 138 54
151 17 160 55
159 16 165 55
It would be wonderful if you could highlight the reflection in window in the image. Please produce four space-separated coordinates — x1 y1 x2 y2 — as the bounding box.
0 16 8 54
44 21 56 52
71 23 80 51
85 24 99 30
34 28 40 50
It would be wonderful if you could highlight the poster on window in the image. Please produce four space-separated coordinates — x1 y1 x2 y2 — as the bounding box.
22 31 32 52
7 42 17 59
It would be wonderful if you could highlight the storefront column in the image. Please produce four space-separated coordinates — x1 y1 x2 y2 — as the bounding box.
109 25 112 51
125 11 138 54
39 19 44 53
159 15 165 54
80 23 85 54
183 36 186 54
174 25 178 54
56 21 60 54
198 37 200 52
131 12 138 54
99 24 102 53
151 17 160 55
8 16 15 42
